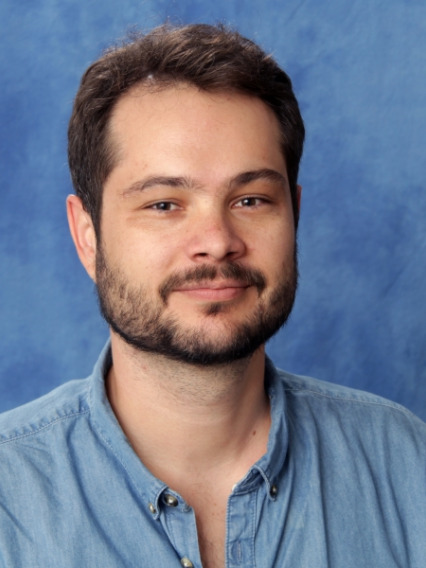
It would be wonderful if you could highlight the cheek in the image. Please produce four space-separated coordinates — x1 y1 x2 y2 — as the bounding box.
252 222 295 260
114 234 178 284
261 235 296 284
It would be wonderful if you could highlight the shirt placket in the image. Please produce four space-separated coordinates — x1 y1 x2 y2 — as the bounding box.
157 489 203 568
226 487 258 568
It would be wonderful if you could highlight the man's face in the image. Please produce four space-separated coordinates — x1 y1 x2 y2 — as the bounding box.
96 84 298 365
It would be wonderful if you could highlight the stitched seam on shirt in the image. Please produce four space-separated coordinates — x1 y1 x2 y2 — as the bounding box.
0 409 91 445
93 423 141 482
87 386 156 501
283 386 416 418
91 424 153 503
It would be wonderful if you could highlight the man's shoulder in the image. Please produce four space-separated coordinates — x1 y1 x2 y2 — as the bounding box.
271 364 426 432
267 364 426 487
0 377 91 446
276 367 410 408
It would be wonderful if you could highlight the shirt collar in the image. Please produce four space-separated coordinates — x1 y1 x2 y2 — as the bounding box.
231 356 289 500
88 342 289 508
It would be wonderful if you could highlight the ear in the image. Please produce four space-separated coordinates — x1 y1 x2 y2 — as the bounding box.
66 195 97 281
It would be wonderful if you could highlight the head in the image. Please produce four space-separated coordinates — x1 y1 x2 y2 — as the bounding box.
67 24 304 365
68 23 304 237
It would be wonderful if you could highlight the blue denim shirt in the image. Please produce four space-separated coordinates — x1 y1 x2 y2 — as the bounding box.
1 343 426 567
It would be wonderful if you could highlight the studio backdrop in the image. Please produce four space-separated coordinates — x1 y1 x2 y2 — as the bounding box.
1 0 426 418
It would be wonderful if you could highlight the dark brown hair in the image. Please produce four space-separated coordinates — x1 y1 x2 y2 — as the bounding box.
68 23 305 234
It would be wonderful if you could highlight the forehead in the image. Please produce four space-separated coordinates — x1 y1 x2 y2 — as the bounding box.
106 83 286 187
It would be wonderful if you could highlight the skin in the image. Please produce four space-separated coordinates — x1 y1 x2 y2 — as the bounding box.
67 83 300 568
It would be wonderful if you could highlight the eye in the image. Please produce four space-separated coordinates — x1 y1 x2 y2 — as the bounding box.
148 201 180 211
233 196 267 208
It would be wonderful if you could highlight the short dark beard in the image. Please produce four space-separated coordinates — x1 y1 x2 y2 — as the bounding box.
96 245 298 366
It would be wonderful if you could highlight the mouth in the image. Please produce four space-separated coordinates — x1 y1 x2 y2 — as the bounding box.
173 281 251 302
159 263 267 304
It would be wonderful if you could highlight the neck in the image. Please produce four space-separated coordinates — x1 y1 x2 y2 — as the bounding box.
106 333 271 494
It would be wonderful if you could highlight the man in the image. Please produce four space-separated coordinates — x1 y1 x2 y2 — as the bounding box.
0 23 425 568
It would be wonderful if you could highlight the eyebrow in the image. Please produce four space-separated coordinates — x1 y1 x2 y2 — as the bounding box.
122 176 194 196
230 168 288 189
121 168 288 197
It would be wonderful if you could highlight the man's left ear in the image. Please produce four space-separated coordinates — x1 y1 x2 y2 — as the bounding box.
66 195 97 282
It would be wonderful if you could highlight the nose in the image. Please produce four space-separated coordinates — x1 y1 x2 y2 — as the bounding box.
186 207 246 263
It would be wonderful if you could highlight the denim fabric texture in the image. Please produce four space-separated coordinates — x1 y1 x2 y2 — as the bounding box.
1 343 426 567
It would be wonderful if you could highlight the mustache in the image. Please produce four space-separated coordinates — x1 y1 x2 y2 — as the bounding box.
159 263 267 303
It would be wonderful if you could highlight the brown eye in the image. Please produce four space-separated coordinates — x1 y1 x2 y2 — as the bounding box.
241 197 258 207
234 196 265 208
150 201 178 211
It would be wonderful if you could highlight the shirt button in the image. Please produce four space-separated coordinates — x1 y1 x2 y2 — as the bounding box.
180 557 194 567
270 484 278 498
163 493 179 507
148 503 157 514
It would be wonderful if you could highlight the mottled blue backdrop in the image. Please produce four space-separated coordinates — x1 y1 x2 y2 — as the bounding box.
1 1 425 418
